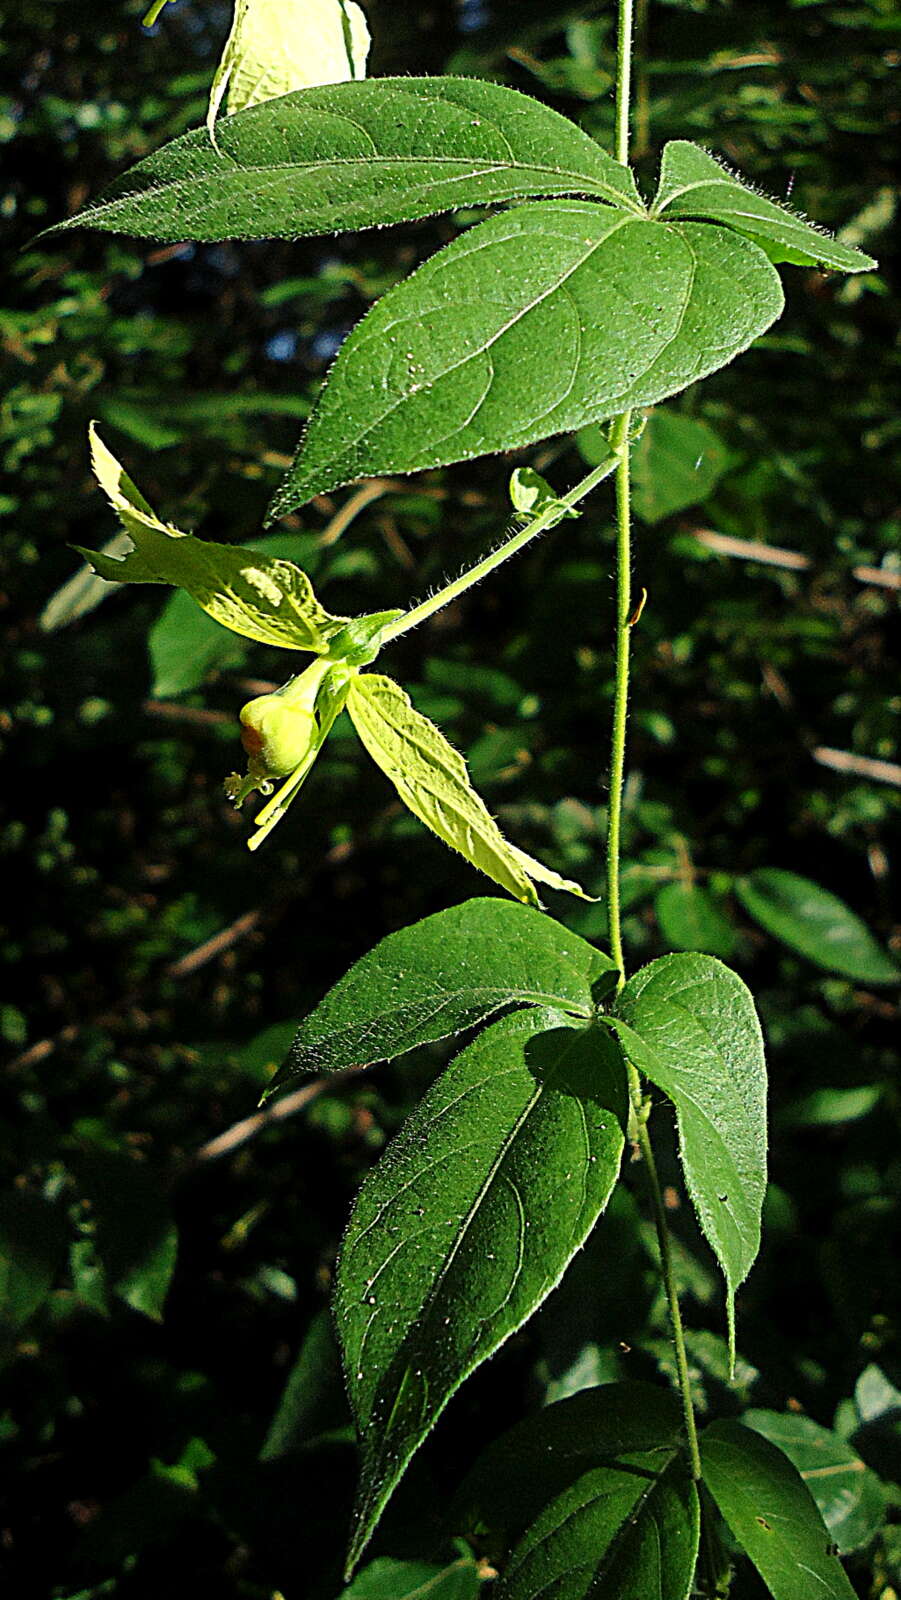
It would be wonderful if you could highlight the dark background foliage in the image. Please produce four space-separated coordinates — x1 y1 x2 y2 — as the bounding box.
1 2 898 1596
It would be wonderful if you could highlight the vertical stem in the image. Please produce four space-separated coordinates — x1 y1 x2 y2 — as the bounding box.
614 0 635 166
606 410 633 984
608 0 702 1486
635 1114 704 1481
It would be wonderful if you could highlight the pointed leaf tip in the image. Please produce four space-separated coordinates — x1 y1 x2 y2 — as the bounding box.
85 427 347 653
653 140 877 273
346 674 593 903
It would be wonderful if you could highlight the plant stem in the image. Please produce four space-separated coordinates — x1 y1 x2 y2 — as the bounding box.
609 0 703 1487
380 454 618 646
606 410 633 983
635 1106 704 1481
614 0 636 166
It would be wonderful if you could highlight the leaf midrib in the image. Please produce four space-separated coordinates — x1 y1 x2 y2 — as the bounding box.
319 211 640 477
88 153 648 218
505 1452 680 1600
295 984 593 1072
353 1020 607 1537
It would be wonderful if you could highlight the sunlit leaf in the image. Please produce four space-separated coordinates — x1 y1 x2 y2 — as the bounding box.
208 0 370 139
338 1008 626 1570
701 1420 857 1599
607 953 767 1360
269 205 783 514
743 1409 887 1554
346 674 593 903
54 77 642 243
269 896 612 1094
652 141 876 273
83 424 347 652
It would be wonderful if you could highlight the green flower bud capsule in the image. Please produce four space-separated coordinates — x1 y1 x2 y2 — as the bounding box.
239 695 318 778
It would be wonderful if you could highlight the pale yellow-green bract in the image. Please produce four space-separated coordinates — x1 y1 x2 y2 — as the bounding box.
83 424 347 653
346 673 595 905
208 0 371 138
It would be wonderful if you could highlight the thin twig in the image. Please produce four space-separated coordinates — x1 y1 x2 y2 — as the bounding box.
812 746 901 786
689 527 901 590
182 1067 362 1173
319 478 401 547
165 908 265 979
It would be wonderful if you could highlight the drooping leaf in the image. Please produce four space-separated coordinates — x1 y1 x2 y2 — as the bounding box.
209 0 370 139
700 1420 857 1600
743 1409 886 1554
337 1008 627 1571
269 896 612 1094
339 1554 481 1600
735 868 899 985
0 1191 68 1331
345 674 594 904
83 426 347 652
269 204 783 514
53 77 642 243
652 141 876 273
655 881 736 958
606 953 767 1356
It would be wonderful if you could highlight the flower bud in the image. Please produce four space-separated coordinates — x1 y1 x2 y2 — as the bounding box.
239 694 318 779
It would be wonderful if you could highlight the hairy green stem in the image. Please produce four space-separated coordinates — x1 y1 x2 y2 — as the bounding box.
380 454 618 646
606 410 633 983
635 1104 704 1481
614 0 636 166
610 0 703 1489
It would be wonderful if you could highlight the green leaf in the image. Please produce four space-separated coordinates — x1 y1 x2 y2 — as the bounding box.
260 1307 349 1459
457 1383 698 1600
72 1147 178 1323
54 76 642 243
607 953 767 1356
652 141 876 273
509 466 580 521
269 204 782 514
270 896 612 1092
337 1008 627 1570
455 1380 684 1541
735 868 899 985
149 590 250 697
700 1420 858 1599
498 1455 699 1600
84 426 347 653
742 1409 886 1555
346 674 593 904
0 1191 68 1331
631 411 730 524
655 881 736 958
208 0 370 139
578 410 729 523
340 1555 481 1600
